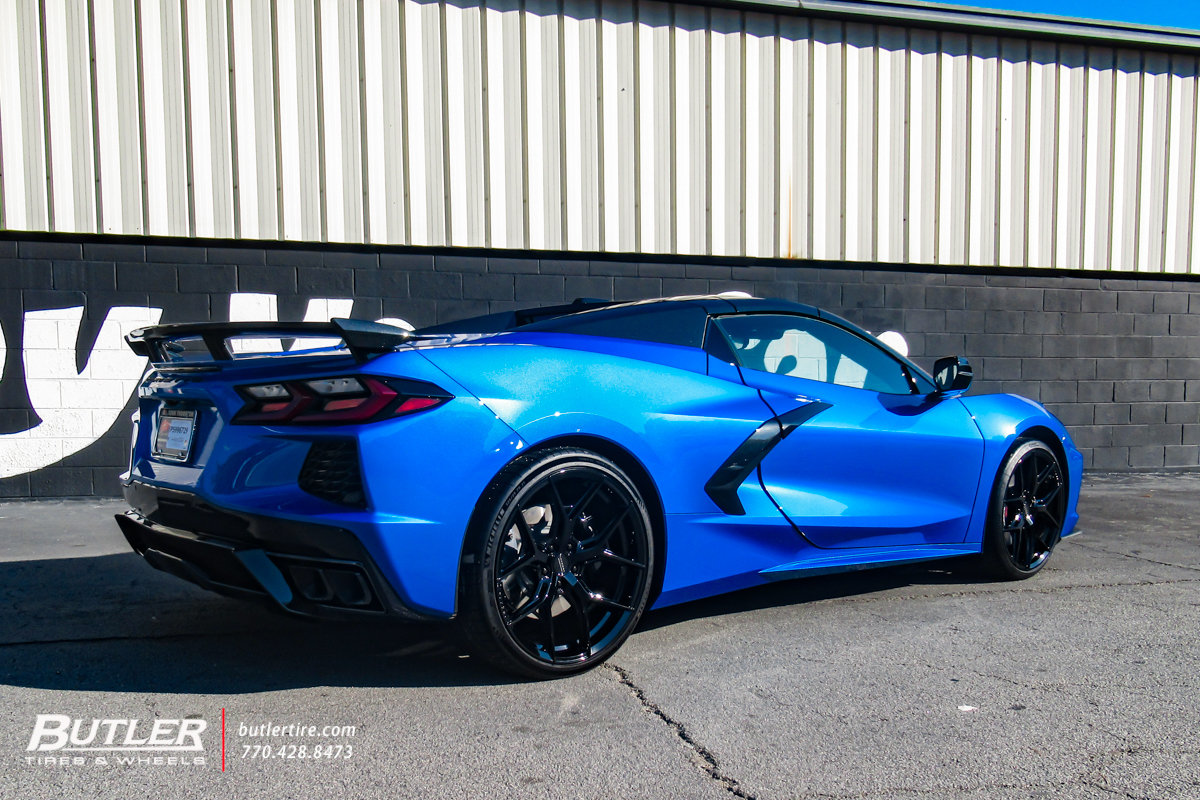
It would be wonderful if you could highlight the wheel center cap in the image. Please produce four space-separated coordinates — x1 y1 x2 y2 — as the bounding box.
554 554 570 575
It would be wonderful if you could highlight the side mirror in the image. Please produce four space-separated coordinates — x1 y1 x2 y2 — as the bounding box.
933 356 973 396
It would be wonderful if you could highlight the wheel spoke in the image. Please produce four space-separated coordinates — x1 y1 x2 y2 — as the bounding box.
547 477 568 530
577 577 635 613
597 549 646 571
514 515 544 558
540 598 557 660
568 479 607 525
575 503 632 561
1006 527 1020 561
1022 456 1036 492
508 575 554 624
1035 483 1061 507
560 575 594 651
498 554 536 580
1033 462 1055 493
1011 527 1028 564
1028 527 1052 553
1018 527 1033 567
1035 506 1062 528
590 594 634 613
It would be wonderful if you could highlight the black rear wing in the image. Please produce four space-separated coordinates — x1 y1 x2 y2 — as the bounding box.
125 318 417 364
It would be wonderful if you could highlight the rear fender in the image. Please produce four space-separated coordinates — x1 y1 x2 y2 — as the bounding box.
417 340 776 515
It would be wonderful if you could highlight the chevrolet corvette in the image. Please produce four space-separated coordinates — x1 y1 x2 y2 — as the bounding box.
116 294 1081 678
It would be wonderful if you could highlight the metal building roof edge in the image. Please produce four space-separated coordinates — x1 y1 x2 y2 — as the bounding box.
728 0 1200 52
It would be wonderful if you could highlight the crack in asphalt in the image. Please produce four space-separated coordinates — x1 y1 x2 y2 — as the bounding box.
1070 541 1200 573
606 662 759 800
0 627 294 649
800 576 1200 608
1 576 1196 650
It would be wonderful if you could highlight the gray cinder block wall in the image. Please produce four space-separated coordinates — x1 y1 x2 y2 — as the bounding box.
1 235 1197 497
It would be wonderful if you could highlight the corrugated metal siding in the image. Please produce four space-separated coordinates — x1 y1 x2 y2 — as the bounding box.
3 0 1200 272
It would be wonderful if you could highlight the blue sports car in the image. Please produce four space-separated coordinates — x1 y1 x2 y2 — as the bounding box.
117 294 1082 678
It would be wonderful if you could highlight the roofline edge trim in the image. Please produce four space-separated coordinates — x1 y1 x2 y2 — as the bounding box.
720 0 1200 52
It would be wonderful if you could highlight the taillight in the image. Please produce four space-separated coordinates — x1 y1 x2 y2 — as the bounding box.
233 376 452 425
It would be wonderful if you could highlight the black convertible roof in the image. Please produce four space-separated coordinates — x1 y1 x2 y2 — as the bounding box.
418 293 935 384
416 293 825 349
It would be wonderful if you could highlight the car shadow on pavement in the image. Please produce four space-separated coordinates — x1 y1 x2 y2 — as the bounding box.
0 551 991 694
638 556 991 633
0 552 511 693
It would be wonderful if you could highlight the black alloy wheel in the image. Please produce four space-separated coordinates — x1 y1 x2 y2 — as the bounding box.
458 448 654 678
982 438 1067 580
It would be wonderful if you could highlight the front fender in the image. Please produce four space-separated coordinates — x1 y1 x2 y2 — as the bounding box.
958 393 1083 545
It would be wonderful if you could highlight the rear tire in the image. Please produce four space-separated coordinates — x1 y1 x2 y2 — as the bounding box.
981 438 1067 581
457 447 654 679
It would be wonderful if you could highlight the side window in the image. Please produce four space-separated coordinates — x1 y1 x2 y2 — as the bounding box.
715 314 915 395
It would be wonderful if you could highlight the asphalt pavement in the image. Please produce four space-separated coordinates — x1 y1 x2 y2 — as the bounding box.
0 473 1197 799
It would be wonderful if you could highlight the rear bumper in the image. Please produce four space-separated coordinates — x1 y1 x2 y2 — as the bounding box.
118 481 439 622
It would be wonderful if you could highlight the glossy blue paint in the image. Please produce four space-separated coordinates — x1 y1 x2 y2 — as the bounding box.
743 369 987 548
958 393 1083 543
124 298 1083 620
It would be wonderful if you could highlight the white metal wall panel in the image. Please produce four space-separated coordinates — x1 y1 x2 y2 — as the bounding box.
229 0 279 240
1165 56 1197 274
140 0 190 237
641 1 673 254
778 15 809 260
845 23 873 263
1111 50 1143 272
1054 44 1086 270
444 0 485 247
602 0 636 252
42 0 96 233
187 0 236 239
1027 42 1057 269
876 27 905 264
6 0 1200 273
0 0 49 231
1082 46 1115 271
937 33 968 266
811 19 841 262
485 0 522 249
967 35 998 267
907 28 937 265
526 0 564 251
91 0 143 235
1138 52 1170 273
998 38 1029 268
675 3 705 256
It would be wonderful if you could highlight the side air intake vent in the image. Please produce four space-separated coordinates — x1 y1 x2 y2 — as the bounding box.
298 440 366 508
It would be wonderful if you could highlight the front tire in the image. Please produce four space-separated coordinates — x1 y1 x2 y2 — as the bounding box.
457 448 655 679
981 438 1067 580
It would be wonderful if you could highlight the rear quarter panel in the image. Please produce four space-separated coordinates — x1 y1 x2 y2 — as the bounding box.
415 334 774 516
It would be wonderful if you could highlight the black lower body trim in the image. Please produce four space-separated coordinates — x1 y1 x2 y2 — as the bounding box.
118 482 437 622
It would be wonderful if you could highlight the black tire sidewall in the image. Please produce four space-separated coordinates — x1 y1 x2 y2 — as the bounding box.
983 438 1062 580
459 447 655 678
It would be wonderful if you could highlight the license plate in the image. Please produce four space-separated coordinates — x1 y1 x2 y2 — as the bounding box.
153 408 197 462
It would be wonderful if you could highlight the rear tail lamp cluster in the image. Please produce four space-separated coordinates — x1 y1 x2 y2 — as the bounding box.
233 376 452 425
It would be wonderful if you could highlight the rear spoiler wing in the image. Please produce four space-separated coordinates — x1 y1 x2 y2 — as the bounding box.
125 318 417 364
